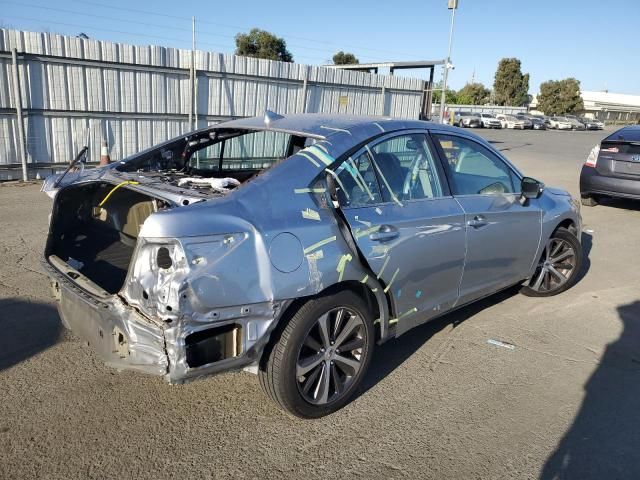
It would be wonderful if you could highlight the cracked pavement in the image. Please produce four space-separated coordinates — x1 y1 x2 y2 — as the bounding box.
1 128 640 479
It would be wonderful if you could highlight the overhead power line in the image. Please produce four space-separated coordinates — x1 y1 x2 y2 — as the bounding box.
59 0 425 60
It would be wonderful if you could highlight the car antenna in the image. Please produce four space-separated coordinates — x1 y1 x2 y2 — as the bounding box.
264 109 284 127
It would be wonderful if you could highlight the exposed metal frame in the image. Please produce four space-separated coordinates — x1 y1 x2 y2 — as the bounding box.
326 60 445 121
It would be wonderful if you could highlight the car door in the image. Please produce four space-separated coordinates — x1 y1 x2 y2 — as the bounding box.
333 131 466 333
431 132 542 306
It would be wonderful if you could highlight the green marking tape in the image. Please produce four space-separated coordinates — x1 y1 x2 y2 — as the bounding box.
336 253 353 282
303 235 337 255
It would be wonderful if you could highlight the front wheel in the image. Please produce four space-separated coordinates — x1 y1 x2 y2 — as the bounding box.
520 227 583 297
259 290 375 418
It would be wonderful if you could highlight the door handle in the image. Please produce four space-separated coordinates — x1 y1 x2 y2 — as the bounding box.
467 215 488 228
369 224 399 242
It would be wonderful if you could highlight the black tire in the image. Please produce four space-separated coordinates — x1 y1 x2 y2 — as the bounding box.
520 227 583 297
581 195 598 207
259 290 375 418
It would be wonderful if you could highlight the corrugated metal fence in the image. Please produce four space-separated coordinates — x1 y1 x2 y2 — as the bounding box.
0 28 425 179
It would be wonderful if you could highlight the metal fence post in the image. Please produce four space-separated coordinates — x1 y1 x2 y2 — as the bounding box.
300 66 309 114
11 48 28 181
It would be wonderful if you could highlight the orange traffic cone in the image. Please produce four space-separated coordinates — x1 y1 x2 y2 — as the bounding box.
100 141 110 166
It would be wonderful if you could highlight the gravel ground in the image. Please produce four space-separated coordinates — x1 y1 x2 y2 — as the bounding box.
1 127 639 479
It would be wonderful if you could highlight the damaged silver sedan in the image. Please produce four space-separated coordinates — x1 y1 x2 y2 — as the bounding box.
43 113 583 417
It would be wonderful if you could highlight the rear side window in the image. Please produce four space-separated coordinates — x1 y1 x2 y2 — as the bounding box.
369 134 443 202
334 152 382 207
434 134 515 195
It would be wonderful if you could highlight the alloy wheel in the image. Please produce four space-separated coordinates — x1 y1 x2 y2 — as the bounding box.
296 307 366 405
529 237 577 293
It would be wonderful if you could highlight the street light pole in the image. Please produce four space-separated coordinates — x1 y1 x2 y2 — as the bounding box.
439 0 458 123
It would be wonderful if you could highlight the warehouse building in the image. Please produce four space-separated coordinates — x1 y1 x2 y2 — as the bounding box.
580 90 640 124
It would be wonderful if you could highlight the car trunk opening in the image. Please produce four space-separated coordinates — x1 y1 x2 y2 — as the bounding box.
46 181 169 295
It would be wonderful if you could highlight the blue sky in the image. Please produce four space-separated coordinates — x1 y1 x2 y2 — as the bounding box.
1 0 639 95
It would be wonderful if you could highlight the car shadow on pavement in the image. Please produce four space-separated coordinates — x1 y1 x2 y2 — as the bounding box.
0 298 62 371
576 231 593 284
360 230 594 399
596 197 640 212
358 286 520 397
539 300 640 480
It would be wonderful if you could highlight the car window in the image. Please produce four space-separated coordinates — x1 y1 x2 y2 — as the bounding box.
433 134 515 195
334 151 383 207
191 130 292 171
369 133 444 202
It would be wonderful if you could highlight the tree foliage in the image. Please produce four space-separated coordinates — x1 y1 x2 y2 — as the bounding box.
493 58 530 106
456 82 491 105
432 80 458 104
332 51 359 65
235 28 293 62
537 78 584 115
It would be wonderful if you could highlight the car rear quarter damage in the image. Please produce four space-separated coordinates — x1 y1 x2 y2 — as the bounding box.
44 115 399 383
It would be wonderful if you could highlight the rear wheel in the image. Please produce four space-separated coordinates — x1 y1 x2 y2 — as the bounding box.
581 195 598 207
259 290 374 418
520 227 582 297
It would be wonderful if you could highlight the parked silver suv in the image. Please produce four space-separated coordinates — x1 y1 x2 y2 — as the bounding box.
43 113 583 418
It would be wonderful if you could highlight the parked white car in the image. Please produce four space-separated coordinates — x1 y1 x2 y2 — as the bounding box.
546 117 573 130
479 113 502 129
496 114 526 129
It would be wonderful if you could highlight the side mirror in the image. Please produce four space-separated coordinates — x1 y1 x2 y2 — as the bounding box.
521 176 544 201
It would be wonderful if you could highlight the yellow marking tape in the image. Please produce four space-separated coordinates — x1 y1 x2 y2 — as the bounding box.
303 236 337 255
306 250 324 260
98 181 139 207
360 274 369 284
298 152 320 167
389 307 418 325
383 268 400 293
377 256 390 279
305 145 334 166
355 226 378 239
301 208 321 221
294 187 326 194
336 253 353 282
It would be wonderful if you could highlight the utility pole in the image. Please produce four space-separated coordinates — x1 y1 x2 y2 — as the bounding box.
188 16 196 131
439 0 458 123
11 48 28 181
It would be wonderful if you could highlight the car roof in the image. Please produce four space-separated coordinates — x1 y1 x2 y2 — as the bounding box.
216 113 432 139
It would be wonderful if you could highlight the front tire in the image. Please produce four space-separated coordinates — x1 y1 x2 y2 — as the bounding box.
520 227 582 297
259 290 375 418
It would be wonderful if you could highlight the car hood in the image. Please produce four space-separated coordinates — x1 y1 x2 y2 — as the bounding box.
545 186 571 197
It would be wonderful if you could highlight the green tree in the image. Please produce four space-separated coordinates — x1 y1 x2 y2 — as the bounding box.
235 28 293 62
432 81 458 104
537 78 584 115
332 51 359 65
493 58 530 106
456 82 491 105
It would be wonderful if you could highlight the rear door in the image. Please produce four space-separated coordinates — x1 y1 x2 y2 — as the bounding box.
431 132 542 305
333 131 466 332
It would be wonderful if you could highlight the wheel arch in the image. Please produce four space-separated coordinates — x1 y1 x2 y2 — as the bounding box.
260 279 392 368
554 218 578 236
